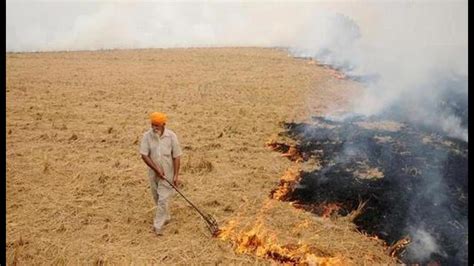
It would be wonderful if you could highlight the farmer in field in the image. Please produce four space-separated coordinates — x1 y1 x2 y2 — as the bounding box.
140 112 182 235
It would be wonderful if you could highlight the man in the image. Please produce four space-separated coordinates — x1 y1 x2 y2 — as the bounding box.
139 112 182 235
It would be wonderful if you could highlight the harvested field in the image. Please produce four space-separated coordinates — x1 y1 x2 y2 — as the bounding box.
6 48 395 264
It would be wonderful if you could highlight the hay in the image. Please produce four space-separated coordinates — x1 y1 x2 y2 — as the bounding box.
7 48 391 265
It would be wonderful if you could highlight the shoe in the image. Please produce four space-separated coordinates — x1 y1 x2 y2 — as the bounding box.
154 228 163 236
164 218 172 225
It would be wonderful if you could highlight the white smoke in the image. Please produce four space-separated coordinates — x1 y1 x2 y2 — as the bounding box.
285 2 468 141
406 227 446 261
7 0 468 140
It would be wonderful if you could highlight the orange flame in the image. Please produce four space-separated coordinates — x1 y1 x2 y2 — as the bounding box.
216 138 375 265
218 200 346 265
321 203 342 218
266 138 303 162
281 146 303 161
270 164 302 201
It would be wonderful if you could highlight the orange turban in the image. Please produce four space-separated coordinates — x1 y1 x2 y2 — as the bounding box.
150 112 167 125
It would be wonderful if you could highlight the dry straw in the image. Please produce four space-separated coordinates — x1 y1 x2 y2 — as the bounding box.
7 48 393 265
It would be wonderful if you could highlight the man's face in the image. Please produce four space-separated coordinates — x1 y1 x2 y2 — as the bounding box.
151 123 165 134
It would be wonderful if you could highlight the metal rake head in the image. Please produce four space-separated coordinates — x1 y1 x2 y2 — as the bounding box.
166 179 220 237
203 213 220 237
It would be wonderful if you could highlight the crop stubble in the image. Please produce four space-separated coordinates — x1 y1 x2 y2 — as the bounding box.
6 48 391 264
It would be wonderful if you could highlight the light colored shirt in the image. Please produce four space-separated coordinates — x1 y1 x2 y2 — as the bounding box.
139 128 183 185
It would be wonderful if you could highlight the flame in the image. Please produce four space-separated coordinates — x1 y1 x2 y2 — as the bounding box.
217 138 383 265
291 201 344 219
220 143 344 264
270 164 302 201
324 66 347 80
266 138 303 162
387 236 411 258
321 203 342 218
218 199 346 265
281 146 303 161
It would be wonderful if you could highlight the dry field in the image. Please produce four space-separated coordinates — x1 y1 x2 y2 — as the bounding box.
6 48 395 265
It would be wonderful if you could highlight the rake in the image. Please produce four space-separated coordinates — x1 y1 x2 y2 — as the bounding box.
162 178 220 236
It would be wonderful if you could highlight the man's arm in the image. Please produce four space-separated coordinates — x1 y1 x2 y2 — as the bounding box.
172 156 181 186
141 154 165 180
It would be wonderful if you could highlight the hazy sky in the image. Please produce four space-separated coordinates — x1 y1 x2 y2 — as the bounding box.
6 0 468 52
6 0 468 141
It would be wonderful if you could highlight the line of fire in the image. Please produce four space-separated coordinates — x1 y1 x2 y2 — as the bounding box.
219 114 467 265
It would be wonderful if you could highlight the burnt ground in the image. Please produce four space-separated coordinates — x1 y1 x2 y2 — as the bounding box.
280 116 468 265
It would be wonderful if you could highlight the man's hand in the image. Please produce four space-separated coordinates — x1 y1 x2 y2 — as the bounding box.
141 154 166 180
154 168 165 180
173 175 181 187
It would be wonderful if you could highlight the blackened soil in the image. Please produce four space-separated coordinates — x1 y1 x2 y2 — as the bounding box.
281 116 467 265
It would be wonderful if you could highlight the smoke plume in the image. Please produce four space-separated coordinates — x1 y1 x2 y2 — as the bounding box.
7 1 467 140
406 227 444 261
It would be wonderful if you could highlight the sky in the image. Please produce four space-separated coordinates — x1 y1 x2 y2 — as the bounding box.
6 1 467 52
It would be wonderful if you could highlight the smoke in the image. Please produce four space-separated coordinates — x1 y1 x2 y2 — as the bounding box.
6 1 301 51
402 146 448 261
286 1 468 141
406 227 444 261
287 115 468 263
7 0 467 140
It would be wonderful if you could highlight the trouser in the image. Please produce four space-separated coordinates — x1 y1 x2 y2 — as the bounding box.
149 176 175 231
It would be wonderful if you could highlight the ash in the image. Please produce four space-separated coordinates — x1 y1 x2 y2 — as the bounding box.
282 115 467 265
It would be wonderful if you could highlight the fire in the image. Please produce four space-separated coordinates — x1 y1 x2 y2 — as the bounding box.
266 138 303 162
270 164 302 201
321 203 342 218
218 199 346 265
290 201 344 219
266 137 304 201
387 236 411 258
323 66 347 80
281 146 303 161
216 134 393 265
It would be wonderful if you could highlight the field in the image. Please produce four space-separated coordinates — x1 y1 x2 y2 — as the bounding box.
6 48 395 264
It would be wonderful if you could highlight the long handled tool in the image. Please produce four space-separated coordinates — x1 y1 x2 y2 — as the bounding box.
162 178 220 236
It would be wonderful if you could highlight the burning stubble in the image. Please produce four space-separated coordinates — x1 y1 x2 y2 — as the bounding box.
276 115 467 265
7 1 467 138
